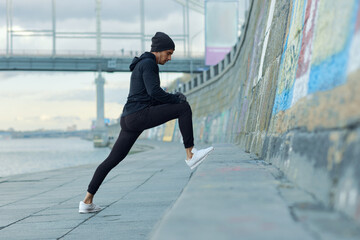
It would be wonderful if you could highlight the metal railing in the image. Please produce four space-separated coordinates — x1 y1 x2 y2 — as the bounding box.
0 49 205 59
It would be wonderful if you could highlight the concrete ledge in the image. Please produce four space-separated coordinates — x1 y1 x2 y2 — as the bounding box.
150 143 360 240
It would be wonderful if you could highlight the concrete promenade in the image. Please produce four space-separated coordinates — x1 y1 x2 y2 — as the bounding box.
1 140 359 240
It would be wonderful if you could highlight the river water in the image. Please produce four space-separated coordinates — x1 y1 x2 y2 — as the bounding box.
0 137 111 178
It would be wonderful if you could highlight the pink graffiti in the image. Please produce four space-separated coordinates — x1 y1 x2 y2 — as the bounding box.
296 0 319 78
228 216 257 223
355 201 360 220
261 222 276 231
217 166 254 173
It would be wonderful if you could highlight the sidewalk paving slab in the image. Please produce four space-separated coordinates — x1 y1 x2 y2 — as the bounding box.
0 140 189 240
1 140 360 240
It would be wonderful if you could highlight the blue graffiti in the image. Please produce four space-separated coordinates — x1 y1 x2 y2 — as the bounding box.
272 0 359 114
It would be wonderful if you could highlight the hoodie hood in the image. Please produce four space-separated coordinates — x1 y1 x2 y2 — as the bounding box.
129 52 156 71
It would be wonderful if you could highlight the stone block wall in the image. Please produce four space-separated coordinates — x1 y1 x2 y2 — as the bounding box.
145 0 360 223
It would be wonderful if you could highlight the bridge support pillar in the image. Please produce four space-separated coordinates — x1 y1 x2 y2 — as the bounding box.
93 72 108 147
95 72 105 128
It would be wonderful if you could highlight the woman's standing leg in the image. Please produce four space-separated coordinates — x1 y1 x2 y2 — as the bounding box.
83 128 142 204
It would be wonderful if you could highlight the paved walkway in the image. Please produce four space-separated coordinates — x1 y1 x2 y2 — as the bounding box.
1 140 359 240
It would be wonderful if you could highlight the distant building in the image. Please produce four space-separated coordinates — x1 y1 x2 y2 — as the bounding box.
0 132 12 140
66 124 77 132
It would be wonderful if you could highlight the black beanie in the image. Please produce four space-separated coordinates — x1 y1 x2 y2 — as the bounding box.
151 32 175 52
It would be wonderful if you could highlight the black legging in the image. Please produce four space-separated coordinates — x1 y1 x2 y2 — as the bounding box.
87 102 194 195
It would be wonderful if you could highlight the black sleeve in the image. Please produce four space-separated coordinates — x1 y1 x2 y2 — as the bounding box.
141 61 180 104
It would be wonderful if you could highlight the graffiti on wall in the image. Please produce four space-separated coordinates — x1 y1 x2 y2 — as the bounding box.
308 0 357 93
273 0 360 114
237 2 267 135
347 3 360 74
273 0 307 113
292 0 319 105
163 120 176 142
257 0 277 85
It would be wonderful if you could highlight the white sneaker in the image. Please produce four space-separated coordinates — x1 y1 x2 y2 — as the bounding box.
185 146 214 170
79 201 102 214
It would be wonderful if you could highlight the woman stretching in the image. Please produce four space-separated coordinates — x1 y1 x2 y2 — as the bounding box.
79 32 214 213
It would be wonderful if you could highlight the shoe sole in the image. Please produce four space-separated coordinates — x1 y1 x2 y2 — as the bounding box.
190 147 214 170
79 209 102 214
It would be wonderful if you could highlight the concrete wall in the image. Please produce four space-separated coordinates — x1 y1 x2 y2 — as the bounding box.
144 0 360 223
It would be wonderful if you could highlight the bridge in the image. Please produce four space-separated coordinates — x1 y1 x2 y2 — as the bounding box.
1 0 208 73
0 54 206 73
1 0 215 139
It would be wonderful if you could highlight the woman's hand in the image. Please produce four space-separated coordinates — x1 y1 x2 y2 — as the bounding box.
175 92 187 103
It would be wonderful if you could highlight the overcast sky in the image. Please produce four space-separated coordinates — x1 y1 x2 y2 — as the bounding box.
0 0 205 131
0 0 206 53
0 0 246 131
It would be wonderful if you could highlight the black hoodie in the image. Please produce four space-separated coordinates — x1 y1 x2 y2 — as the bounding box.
121 52 180 117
